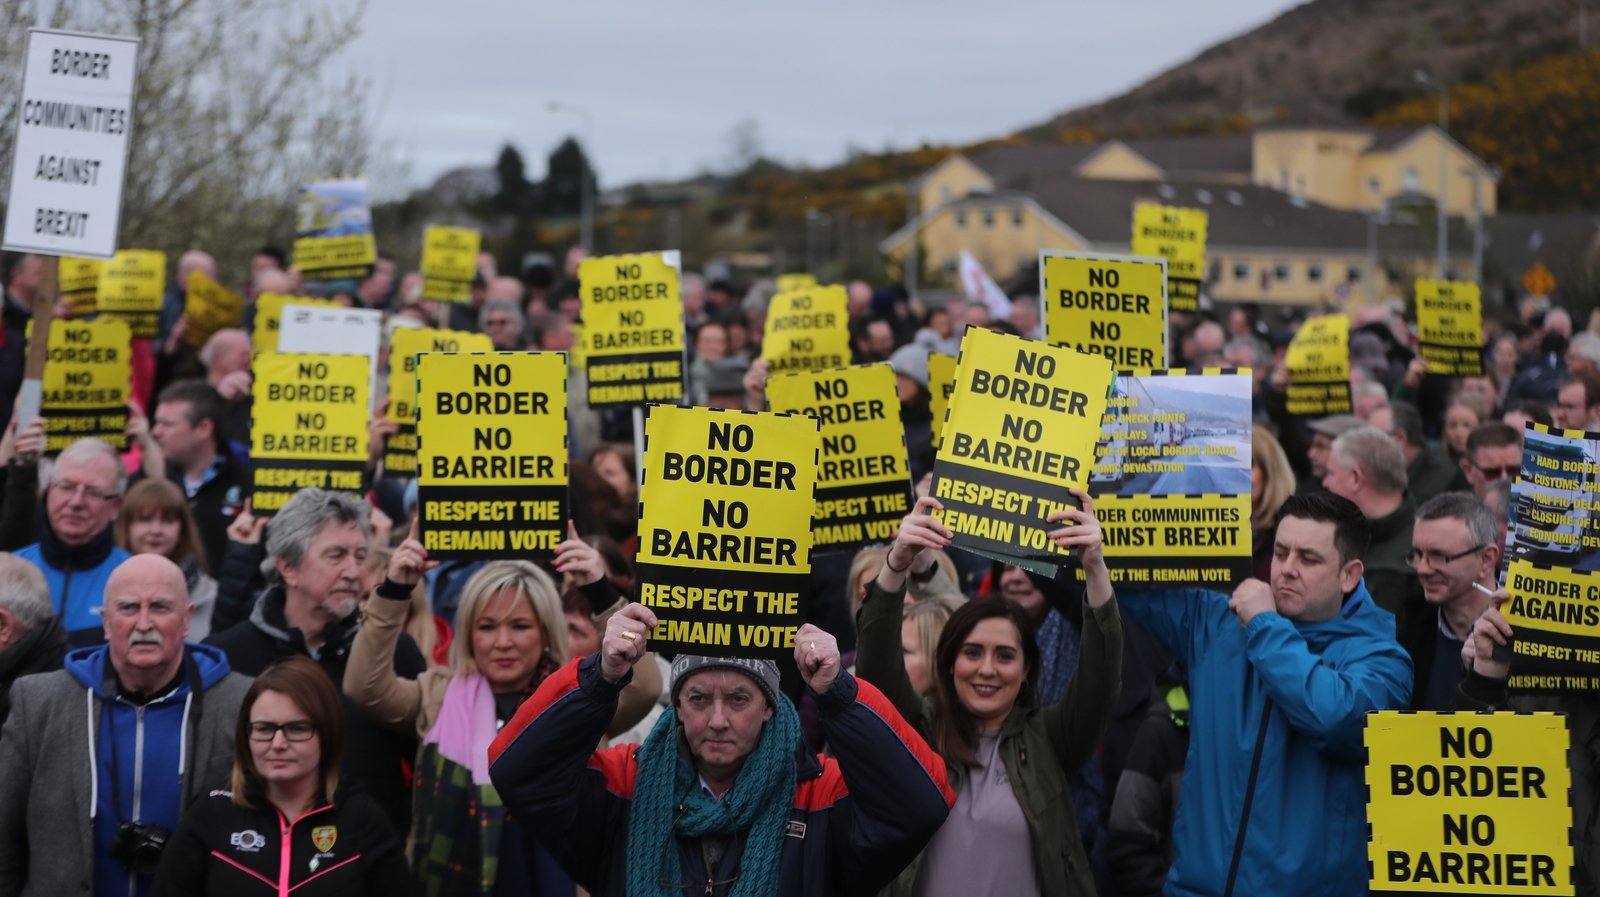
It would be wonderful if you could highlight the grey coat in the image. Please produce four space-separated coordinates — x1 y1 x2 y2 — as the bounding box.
0 649 250 897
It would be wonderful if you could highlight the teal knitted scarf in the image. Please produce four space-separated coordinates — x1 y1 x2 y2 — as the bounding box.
625 697 799 897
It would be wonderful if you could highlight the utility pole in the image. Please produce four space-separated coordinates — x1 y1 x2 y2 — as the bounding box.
1414 70 1449 279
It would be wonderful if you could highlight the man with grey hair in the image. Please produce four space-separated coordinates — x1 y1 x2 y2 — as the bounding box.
479 297 527 350
1351 379 1389 422
1566 330 1600 378
0 555 61 734
1379 401 1468 504
1322 426 1424 623
206 487 424 829
1404 492 1499 709
7 438 132 646
1008 295 1043 340
0 554 249 897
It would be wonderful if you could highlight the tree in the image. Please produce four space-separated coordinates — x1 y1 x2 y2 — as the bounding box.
544 136 596 218
492 143 536 216
0 0 381 281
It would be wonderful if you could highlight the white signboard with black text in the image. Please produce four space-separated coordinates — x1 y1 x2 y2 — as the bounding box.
2 29 140 259
276 304 384 408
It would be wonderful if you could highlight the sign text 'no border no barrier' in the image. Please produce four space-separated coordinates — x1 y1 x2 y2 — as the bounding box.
578 251 686 408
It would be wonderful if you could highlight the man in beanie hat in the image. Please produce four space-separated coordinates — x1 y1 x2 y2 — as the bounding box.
489 603 955 897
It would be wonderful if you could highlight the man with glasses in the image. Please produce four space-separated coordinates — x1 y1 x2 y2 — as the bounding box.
1322 427 1426 626
479 297 527 350
0 554 249 897
1461 422 1524 500
12 438 132 646
1402 493 1500 709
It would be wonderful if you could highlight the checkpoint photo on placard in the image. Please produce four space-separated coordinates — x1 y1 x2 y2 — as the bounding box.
1365 712 1573 894
1416 279 1485 377
29 317 131 453
930 326 1113 574
578 251 686 407
416 352 569 559
766 363 912 555
1042 249 1168 371
1088 369 1252 587
761 283 851 374
383 327 494 477
634 405 819 660
250 353 370 514
293 176 378 279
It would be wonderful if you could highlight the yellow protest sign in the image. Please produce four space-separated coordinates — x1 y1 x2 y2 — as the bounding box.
97 249 166 338
929 351 957 446
1089 370 1253 587
182 270 246 349
767 364 912 554
420 226 481 302
1042 251 1168 370
383 327 494 477
1417 279 1484 377
250 354 370 514
776 273 817 293
760 285 851 374
931 327 1113 574
634 405 819 659
416 352 569 559
1131 204 1207 314
27 318 130 453
252 293 337 354
578 252 686 407
1286 313 1352 415
1365 712 1572 895
58 257 102 318
293 177 377 279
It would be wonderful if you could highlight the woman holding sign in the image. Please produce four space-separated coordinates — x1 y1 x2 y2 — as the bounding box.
856 490 1122 897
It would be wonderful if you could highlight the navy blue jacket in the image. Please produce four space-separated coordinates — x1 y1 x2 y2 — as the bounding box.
488 655 955 897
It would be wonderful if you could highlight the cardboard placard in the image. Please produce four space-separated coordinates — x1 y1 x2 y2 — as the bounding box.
182 270 245 349
1417 279 1484 377
767 364 913 554
1286 313 1352 415
96 249 165 338
292 177 377 279
634 405 819 659
27 317 130 453
420 225 481 303
252 293 336 354
1130 204 1207 314
929 351 957 447
1042 250 1168 371
760 285 851 374
578 252 686 407
414 352 569 559
250 354 369 514
383 327 494 477
58 257 102 317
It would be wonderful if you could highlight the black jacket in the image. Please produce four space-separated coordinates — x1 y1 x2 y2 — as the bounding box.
132 459 251 574
0 294 29 438
150 785 407 897
0 615 65 734
205 588 425 831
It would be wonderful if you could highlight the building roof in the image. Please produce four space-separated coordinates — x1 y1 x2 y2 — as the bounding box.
1123 135 1253 176
964 143 1103 190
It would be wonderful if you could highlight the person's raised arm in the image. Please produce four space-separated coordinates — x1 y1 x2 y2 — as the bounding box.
0 417 43 551
1040 489 1123 773
344 516 437 733
856 496 952 729
1457 589 1512 711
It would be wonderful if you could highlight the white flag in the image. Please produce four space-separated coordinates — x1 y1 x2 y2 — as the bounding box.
958 251 1012 319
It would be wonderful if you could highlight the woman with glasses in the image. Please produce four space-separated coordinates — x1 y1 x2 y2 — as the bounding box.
151 655 406 896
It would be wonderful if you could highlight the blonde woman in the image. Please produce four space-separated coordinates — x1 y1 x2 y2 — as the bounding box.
345 521 658 896
1251 429 1296 580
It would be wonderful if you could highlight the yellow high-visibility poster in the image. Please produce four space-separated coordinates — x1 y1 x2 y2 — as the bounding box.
1417 279 1484 377
634 405 819 659
182 270 246 349
59 257 102 318
929 352 957 447
1286 313 1352 415
97 249 166 338
931 327 1113 574
416 352 569 560
776 273 817 293
293 177 377 279
761 284 851 374
27 318 130 453
1042 250 1168 370
767 364 912 554
250 354 370 514
1131 204 1207 314
383 327 494 477
420 226 481 303
1365 712 1573 895
252 293 337 354
578 252 686 407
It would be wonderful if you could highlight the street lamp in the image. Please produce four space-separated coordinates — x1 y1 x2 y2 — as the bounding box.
1413 70 1449 279
546 100 594 251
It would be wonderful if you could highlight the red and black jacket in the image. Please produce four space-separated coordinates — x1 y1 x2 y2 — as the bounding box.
149 785 408 897
489 654 956 897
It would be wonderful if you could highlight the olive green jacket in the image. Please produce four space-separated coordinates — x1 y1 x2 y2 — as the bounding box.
854 579 1123 897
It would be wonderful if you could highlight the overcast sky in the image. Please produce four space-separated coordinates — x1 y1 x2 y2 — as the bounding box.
335 1 1295 192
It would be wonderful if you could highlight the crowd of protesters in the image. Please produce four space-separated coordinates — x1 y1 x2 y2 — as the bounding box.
0 240 1592 896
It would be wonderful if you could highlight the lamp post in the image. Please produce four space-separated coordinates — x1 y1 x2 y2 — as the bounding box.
1413 70 1449 279
546 100 594 251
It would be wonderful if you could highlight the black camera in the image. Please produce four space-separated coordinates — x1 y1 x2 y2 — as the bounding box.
109 822 170 875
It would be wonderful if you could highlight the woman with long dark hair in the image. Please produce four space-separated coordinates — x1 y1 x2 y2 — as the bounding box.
855 490 1122 896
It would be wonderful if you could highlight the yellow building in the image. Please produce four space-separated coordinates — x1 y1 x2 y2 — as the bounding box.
887 125 1492 305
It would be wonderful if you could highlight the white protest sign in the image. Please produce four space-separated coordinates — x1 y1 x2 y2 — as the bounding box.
3 29 140 259
276 304 384 407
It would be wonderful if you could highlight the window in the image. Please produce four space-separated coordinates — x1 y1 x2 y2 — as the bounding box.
1347 265 1364 283
954 209 967 228
983 208 994 228
1012 208 1024 227
1403 167 1420 191
1367 176 1381 195
1274 262 1292 282
1307 263 1324 283
1233 261 1251 281
1279 168 1290 190
940 187 952 203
